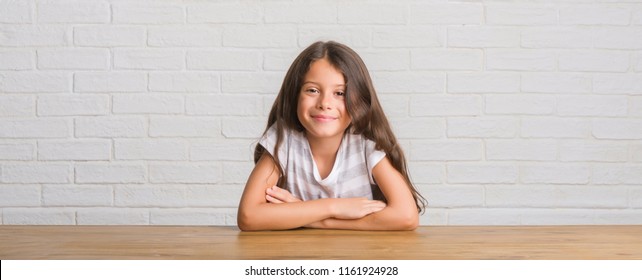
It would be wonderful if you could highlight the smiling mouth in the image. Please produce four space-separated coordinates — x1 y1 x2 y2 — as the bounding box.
312 115 336 122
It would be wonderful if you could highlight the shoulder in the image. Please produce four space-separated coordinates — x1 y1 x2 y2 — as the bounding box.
259 124 307 156
345 132 386 168
262 123 281 141
260 124 288 146
345 132 375 148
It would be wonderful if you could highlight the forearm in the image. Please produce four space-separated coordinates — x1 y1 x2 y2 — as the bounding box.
238 199 335 231
311 206 419 231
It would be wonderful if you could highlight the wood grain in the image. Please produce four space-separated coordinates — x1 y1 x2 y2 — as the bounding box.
1 226 640 260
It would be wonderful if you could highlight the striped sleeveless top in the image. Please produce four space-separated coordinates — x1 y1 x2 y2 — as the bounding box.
259 125 386 201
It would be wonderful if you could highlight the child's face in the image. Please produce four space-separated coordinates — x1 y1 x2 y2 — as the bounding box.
297 58 351 142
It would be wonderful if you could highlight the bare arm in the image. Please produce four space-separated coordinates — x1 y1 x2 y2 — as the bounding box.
306 157 419 231
237 153 385 231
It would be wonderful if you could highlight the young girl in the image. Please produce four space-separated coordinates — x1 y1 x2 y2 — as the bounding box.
237 41 426 231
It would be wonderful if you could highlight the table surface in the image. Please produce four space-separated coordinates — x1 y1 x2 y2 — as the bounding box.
1 225 641 260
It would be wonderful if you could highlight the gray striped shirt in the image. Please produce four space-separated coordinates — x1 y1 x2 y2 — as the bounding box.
259 125 386 201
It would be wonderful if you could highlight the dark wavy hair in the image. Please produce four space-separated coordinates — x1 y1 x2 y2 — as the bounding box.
255 41 426 213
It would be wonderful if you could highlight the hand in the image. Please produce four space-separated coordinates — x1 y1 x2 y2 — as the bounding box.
331 198 386 220
265 186 301 203
266 186 386 221
303 220 326 229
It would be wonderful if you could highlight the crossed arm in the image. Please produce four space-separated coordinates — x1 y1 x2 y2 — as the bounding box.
237 153 419 231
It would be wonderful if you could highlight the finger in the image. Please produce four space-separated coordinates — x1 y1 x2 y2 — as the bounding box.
362 200 385 207
373 201 387 209
371 204 386 212
268 186 300 203
266 187 287 201
265 194 283 204
366 201 386 213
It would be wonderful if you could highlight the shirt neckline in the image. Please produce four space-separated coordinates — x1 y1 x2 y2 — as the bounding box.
306 133 347 184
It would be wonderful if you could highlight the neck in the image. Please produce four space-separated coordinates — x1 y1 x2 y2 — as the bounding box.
306 133 344 158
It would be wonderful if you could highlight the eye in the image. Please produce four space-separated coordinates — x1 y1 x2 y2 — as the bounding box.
305 88 319 94
335 91 345 96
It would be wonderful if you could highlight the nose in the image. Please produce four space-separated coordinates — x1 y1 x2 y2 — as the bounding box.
317 91 332 109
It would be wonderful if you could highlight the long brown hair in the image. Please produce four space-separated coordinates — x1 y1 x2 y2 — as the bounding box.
255 41 426 213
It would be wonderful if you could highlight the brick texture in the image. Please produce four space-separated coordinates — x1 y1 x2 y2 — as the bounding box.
1 0 641 226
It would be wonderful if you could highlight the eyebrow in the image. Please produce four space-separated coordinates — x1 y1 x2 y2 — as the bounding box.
302 81 346 87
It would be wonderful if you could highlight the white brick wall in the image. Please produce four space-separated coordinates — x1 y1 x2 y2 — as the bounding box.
1 0 641 226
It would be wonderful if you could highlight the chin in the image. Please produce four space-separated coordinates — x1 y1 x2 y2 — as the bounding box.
309 131 340 138
306 128 344 138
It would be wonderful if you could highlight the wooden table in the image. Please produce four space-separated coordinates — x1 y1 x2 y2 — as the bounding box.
1 226 641 259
